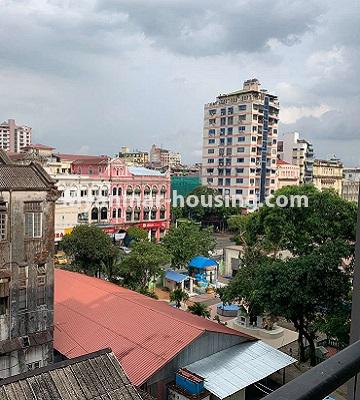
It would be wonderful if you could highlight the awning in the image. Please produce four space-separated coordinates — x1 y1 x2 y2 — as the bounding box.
189 256 218 269
185 341 296 399
165 270 189 283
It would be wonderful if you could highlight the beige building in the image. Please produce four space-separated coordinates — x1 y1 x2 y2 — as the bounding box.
202 79 279 206
0 119 32 153
313 159 343 194
119 146 149 166
275 159 300 189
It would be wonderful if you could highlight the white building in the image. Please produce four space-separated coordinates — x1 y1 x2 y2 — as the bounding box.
0 119 32 153
278 132 314 184
202 79 279 206
342 167 360 203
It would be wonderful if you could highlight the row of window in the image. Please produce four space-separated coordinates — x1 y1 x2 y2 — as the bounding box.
207 157 277 165
0 201 43 241
0 266 47 316
208 127 277 136
208 105 247 116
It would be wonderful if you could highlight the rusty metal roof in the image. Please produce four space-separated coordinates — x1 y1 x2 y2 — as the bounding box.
54 269 253 386
0 149 55 190
0 349 145 400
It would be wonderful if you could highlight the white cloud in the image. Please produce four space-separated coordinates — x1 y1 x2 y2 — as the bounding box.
280 104 332 124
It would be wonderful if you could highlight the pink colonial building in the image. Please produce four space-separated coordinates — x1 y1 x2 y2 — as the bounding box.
71 157 171 240
275 159 300 190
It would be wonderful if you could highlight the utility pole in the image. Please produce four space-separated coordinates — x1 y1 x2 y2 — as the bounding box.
349 188 360 400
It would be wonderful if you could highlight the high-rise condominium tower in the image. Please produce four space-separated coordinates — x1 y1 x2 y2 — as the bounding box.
0 119 32 153
201 79 279 206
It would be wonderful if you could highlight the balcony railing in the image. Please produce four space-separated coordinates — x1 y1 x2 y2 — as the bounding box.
265 189 360 400
264 339 360 400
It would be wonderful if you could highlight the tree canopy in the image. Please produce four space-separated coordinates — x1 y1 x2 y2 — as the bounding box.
60 225 115 276
162 223 216 269
225 186 357 365
119 241 171 291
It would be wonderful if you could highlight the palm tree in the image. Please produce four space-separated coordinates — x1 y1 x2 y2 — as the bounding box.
170 288 189 308
100 252 123 283
188 302 211 318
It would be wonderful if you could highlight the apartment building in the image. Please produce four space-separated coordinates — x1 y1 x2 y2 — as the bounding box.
313 158 343 195
0 150 58 378
0 119 32 153
342 167 360 202
150 144 181 168
275 159 300 189
278 132 314 183
202 79 279 206
118 146 149 166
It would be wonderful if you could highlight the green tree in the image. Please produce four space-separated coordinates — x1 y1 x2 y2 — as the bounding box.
120 241 170 291
162 223 216 269
188 302 211 318
126 227 149 244
224 186 356 365
60 225 114 276
170 288 189 308
100 248 123 283
183 186 242 227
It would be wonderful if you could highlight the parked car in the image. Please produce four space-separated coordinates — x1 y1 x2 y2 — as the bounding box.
54 251 69 265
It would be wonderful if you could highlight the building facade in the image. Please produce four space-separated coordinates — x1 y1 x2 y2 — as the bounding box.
342 167 360 202
150 144 181 168
278 132 314 184
0 150 58 378
275 159 300 190
119 147 149 166
313 158 343 195
0 119 32 153
202 79 279 206
61 156 171 240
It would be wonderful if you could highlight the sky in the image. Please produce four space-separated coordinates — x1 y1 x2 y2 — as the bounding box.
0 0 359 165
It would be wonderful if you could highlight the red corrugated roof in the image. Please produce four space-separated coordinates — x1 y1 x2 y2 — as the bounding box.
54 269 253 386
277 159 290 165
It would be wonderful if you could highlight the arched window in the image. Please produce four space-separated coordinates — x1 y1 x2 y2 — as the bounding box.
91 208 98 221
160 186 166 196
117 208 122 218
126 186 133 195
144 185 151 196
152 186 158 197
100 207 108 220
134 186 141 196
143 207 150 221
126 207 132 222
118 187 122 196
112 209 117 218
160 205 166 219
112 187 117 196
134 207 141 221
151 206 157 220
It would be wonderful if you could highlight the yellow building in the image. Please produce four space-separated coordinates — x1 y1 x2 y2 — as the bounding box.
118 147 149 166
313 159 343 195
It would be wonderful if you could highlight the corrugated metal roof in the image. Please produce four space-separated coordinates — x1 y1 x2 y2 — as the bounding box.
189 256 218 269
0 349 145 400
54 270 253 387
165 270 189 283
128 167 165 176
186 341 296 399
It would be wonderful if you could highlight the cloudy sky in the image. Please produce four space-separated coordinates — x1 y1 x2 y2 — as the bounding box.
0 0 359 164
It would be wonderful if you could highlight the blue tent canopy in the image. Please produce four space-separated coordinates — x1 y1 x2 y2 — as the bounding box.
165 270 189 283
189 256 218 269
